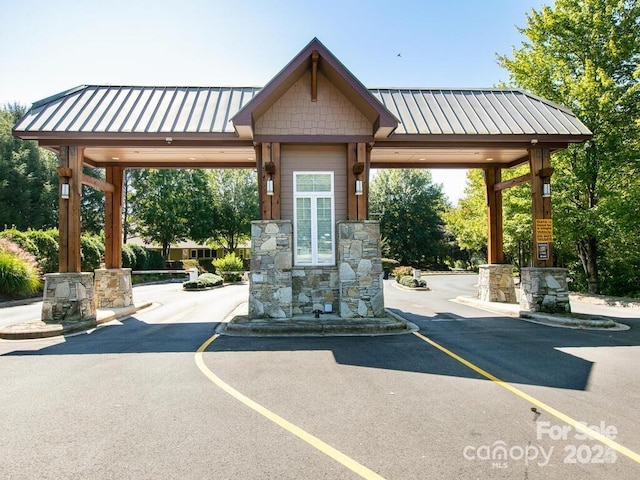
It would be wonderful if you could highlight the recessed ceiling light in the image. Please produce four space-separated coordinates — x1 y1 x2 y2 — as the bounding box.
111 156 119 160
419 158 426 161
485 157 493 162
188 157 196 161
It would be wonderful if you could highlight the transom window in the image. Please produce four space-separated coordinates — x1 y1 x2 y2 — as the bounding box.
294 172 335 265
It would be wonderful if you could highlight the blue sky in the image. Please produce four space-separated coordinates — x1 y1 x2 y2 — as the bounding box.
1 0 547 202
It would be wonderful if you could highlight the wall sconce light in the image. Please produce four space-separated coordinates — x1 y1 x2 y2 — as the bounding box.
355 178 363 195
542 178 551 198
266 177 274 196
61 183 70 199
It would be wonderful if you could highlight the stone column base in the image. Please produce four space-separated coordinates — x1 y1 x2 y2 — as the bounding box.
477 264 517 303
249 221 293 319
94 268 133 308
338 221 385 318
519 267 571 313
42 272 96 323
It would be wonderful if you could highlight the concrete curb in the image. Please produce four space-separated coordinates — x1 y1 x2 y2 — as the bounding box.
454 296 630 331
0 302 153 340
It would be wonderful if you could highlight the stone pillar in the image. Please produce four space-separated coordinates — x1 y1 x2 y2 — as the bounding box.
519 267 571 313
477 264 517 303
249 220 292 318
338 221 385 318
94 268 133 308
41 272 96 323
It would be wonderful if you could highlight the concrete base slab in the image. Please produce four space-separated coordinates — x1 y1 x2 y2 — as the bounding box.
455 296 629 330
220 305 417 337
0 302 152 340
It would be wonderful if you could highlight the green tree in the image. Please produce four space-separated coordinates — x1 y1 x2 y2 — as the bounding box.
206 169 258 252
443 167 533 272
0 104 58 230
81 166 106 235
369 169 447 267
498 0 640 293
128 168 215 259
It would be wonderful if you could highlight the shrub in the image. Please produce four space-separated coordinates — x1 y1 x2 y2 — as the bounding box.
399 275 427 289
0 228 39 257
128 244 149 270
81 234 104 271
0 239 42 297
121 243 136 269
25 229 59 273
146 249 165 269
213 252 244 282
382 258 400 271
392 266 414 283
183 272 224 290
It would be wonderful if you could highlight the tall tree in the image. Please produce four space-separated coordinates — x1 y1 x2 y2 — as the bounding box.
128 168 214 259
369 169 447 266
0 104 58 230
81 166 105 235
498 0 640 293
207 169 258 252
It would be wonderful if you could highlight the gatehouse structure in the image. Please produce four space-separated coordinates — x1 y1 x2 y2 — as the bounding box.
13 38 591 323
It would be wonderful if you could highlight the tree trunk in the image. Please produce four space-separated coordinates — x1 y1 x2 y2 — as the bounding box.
577 235 599 294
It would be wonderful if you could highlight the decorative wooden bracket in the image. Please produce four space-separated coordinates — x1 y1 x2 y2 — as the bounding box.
82 173 115 192
311 50 319 102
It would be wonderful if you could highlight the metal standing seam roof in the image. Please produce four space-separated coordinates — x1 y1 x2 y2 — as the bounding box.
13 85 592 138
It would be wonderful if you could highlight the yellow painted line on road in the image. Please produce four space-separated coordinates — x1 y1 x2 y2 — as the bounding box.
195 334 386 480
412 331 640 465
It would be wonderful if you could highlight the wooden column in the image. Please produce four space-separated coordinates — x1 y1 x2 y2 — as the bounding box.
484 166 504 264
347 143 368 220
104 166 124 268
530 147 553 267
271 142 281 220
357 143 368 220
347 143 357 220
57 146 83 272
260 143 281 220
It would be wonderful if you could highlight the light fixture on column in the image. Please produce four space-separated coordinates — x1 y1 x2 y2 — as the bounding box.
542 178 551 198
61 183 70 199
353 161 365 196
264 160 276 196
355 178 363 195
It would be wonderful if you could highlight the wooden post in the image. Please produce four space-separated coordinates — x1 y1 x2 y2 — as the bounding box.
57 147 70 272
357 143 368 220
271 142 281 220
484 166 504 264
530 147 553 267
261 143 272 220
68 147 83 272
256 144 264 219
57 147 83 272
104 166 124 269
346 143 357 220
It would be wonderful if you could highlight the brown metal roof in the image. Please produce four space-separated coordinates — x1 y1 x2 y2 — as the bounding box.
369 88 591 137
14 85 261 137
14 85 591 141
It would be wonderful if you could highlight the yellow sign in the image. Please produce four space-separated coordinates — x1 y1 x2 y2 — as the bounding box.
536 219 553 242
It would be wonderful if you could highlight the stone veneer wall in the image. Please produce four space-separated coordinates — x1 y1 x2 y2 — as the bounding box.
94 268 133 308
520 267 571 313
41 272 96 323
338 221 385 318
249 220 293 319
477 264 517 303
292 266 339 315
